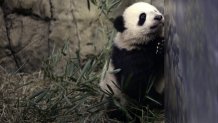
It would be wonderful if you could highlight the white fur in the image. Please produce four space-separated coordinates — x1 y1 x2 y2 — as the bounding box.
115 2 164 50
99 62 127 105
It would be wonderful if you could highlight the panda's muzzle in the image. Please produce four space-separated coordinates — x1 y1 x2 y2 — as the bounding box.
150 15 164 29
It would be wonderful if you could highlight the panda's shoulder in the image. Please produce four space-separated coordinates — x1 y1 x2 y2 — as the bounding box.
111 44 154 68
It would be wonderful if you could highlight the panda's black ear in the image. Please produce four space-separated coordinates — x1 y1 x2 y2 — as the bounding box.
113 15 126 32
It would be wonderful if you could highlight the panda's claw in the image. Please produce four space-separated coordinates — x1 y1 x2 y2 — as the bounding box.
156 40 164 55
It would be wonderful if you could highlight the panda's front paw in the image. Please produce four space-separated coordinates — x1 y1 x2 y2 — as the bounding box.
156 39 164 55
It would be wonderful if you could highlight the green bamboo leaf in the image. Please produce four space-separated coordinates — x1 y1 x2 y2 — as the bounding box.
70 94 89 103
107 0 121 13
64 95 72 105
76 60 92 84
145 96 162 106
108 68 121 74
29 89 48 100
87 100 108 113
34 89 49 103
61 41 69 56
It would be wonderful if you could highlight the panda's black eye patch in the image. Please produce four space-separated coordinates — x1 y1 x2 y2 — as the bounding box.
138 13 146 26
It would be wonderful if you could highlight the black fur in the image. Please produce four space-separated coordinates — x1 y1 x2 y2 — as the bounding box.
111 37 164 105
113 16 126 32
138 13 146 26
107 37 164 122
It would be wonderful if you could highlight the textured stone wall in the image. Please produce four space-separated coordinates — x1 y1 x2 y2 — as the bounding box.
0 0 104 73
0 0 164 73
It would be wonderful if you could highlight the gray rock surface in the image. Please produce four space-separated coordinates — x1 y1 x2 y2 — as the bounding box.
165 0 218 123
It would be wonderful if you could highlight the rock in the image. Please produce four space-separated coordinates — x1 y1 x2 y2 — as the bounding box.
6 14 49 72
0 8 9 59
165 0 218 123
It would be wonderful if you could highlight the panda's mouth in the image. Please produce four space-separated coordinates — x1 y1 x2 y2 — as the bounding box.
150 22 164 30
150 25 158 29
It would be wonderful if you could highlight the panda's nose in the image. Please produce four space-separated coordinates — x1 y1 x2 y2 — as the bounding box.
154 15 163 21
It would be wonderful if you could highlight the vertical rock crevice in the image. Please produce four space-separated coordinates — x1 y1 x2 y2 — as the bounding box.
2 6 20 70
48 0 54 55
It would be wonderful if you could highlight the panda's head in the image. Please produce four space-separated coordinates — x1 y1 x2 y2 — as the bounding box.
113 2 164 50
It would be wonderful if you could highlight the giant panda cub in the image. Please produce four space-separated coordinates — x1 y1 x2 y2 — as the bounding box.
100 2 165 121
